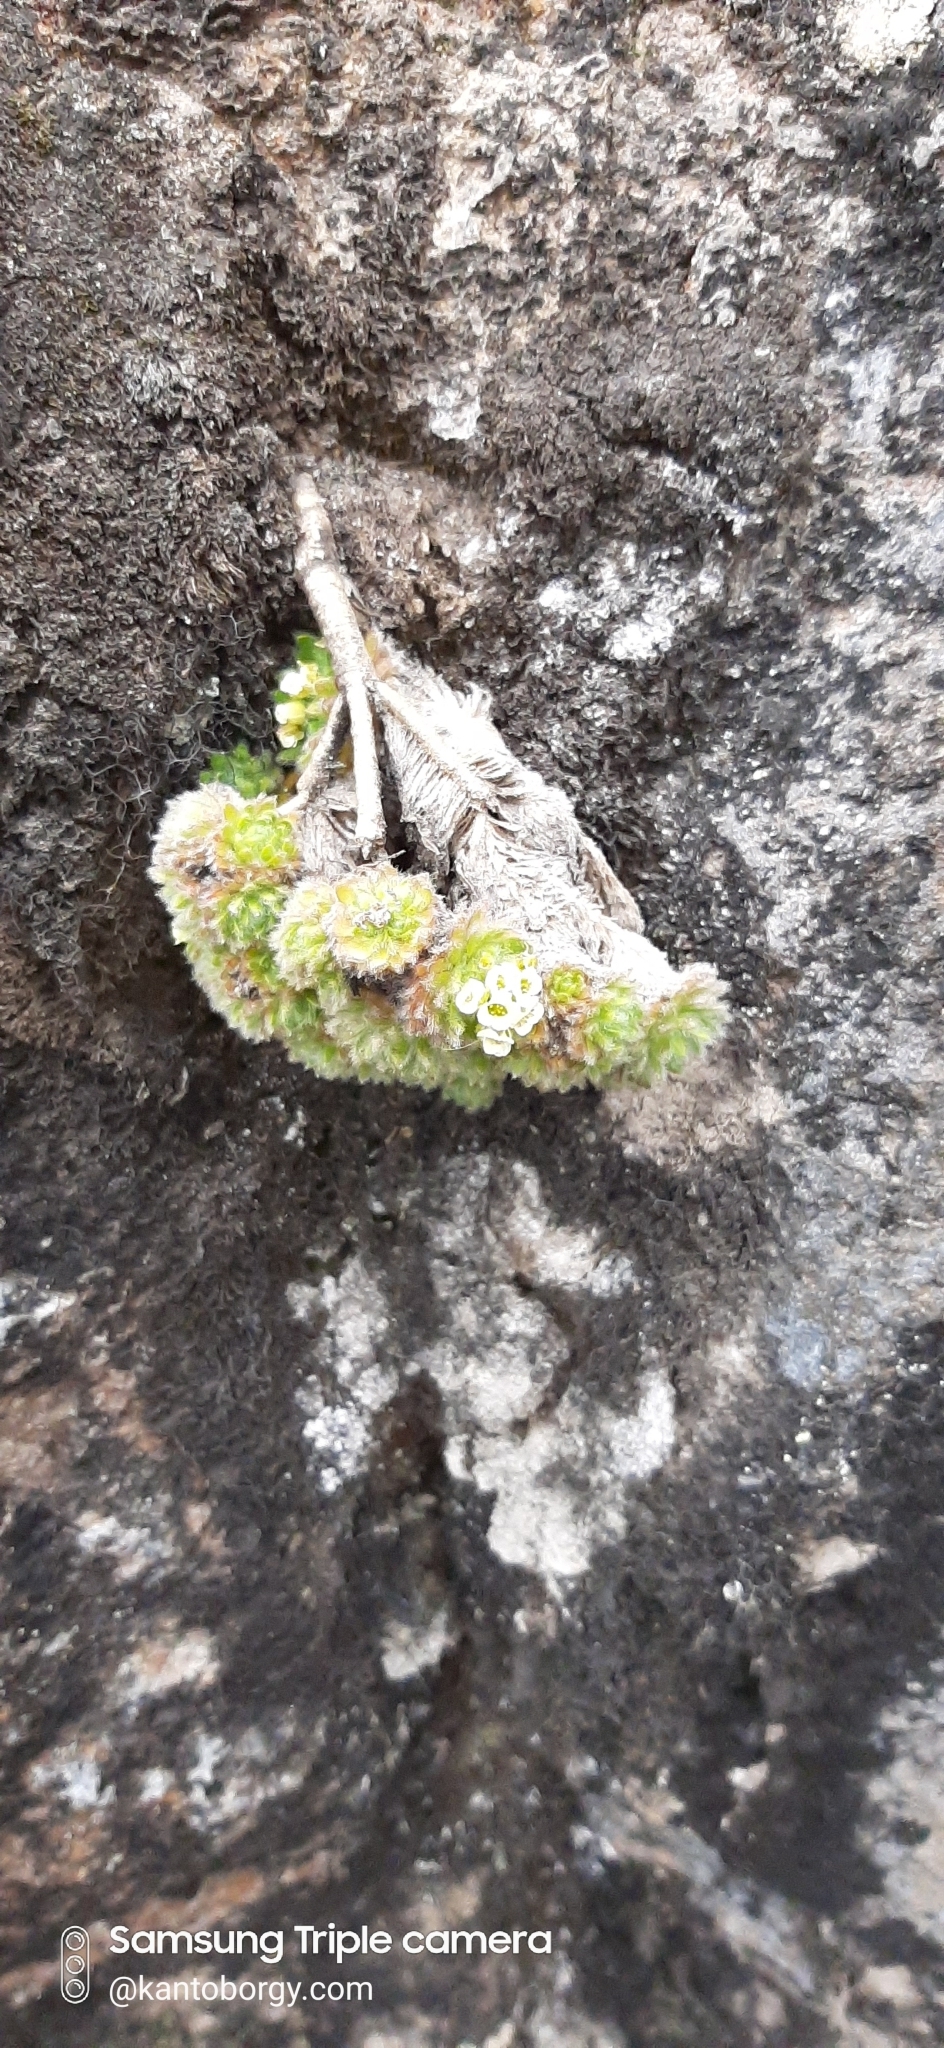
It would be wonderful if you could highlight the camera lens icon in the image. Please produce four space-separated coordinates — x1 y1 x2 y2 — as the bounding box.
60 1928 90 2002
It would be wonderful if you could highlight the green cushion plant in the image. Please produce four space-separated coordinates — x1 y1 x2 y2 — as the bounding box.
150 484 727 1107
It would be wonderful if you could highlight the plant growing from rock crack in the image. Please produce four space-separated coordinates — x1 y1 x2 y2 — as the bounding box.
151 477 727 1107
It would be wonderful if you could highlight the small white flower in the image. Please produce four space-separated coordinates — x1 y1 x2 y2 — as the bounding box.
275 701 304 727
483 963 517 996
455 955 545 1057
455 978 487 1015
279 668 309 696
479 1028 514 1058
477 996 514 1028
512 1000 543 1038
474 957 545 1041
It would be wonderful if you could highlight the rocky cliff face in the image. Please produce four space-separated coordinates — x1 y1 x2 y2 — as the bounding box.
2 1 944 2042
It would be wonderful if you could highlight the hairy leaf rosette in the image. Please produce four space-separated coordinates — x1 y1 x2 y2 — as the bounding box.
325 865 438 978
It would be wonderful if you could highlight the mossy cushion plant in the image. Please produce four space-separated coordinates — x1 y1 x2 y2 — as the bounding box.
151 482 727 1107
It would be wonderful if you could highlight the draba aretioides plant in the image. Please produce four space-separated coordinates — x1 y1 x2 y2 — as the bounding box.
150 477 727 1108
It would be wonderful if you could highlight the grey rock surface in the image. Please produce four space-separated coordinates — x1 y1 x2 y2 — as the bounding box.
2 0 944 2042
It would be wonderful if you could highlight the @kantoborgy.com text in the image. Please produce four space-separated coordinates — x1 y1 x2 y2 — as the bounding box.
109 1975 372 2007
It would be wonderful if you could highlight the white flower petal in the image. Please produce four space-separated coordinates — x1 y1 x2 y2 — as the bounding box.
279 669 308 696
455 978 486 1015
479 1029 514 1058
